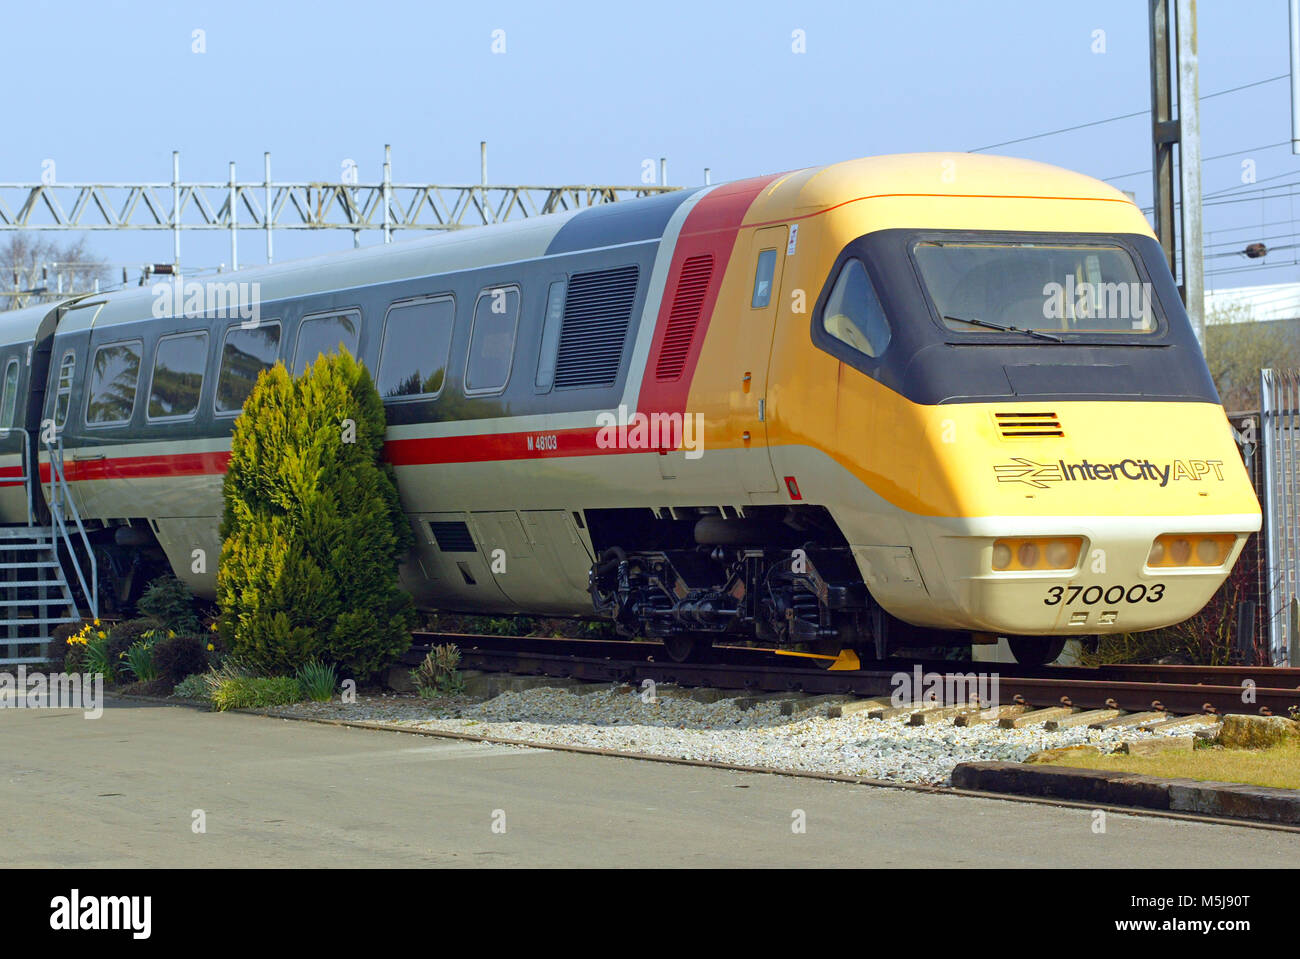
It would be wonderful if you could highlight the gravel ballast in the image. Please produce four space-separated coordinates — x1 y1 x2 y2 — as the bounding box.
273 683 1183 786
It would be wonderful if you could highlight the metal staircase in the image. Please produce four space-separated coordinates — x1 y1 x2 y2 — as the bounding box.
0 429 97 666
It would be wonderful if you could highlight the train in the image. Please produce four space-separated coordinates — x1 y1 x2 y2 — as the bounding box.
0 153 1262 666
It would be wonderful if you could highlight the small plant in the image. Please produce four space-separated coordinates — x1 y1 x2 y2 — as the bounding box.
137 574 201 634
173 672 211 701
210 675 303 711
82 633 112 678
410 643 465 698
295 659 338 703
122 642 160 682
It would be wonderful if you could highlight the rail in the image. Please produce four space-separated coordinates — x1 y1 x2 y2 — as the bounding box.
44 435 97 620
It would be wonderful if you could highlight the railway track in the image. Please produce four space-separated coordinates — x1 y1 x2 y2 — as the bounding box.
408 631 1300 719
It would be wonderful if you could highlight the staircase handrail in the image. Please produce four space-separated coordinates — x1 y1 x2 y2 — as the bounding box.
43 434 97 620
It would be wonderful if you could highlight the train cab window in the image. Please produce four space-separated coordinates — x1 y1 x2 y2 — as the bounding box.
0 359 18 429
821 259 891 359
376 296 455 400
465 285 520 395
914 240 1156 335
148 330 209 421
293 310 360 375
751 249 777 308
216 322 282 415
85 340 143 426
54 352 75 429
534 280 567 391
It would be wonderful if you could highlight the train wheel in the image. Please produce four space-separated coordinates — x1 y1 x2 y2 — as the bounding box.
1006 636 1067 666
660 634 713 663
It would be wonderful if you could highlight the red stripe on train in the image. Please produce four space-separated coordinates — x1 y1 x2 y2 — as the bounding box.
38 428 643 482
635 173 785 418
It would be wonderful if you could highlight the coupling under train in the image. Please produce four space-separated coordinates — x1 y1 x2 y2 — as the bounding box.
0 153 1261 665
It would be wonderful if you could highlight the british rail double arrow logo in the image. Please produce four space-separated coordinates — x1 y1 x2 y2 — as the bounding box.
993 458 1064 489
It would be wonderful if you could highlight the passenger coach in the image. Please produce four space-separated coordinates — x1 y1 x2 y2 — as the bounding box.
0 154 1261 665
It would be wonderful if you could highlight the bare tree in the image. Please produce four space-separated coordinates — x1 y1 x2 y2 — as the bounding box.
1205 301 1300 411
0 234 109 310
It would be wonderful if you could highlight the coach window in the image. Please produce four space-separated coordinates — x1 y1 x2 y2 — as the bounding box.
293 310 360 376
215 321 282 415
751 249 777 308
534 280 567 391
376 296 455 400
148 330 208 421
0 359 18 429
54 352 75 429
85 340 143 427
465 285 520 395
821 259 891 359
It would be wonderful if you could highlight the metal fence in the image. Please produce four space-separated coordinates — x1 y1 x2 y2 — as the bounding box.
1260 369 1300 666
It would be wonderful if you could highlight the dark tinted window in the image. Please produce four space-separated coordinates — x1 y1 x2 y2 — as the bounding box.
294 311 359 375
148 331 208 420
821 259 891 359
216 322 281 414
86 340 143 425
535 281 566 391
0 359 18 429
54 352 74 429
465 286 519 394
913 241 1155 334
377 297 455 400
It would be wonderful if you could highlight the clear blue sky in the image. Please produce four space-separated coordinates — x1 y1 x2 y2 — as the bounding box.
2 0 1296 291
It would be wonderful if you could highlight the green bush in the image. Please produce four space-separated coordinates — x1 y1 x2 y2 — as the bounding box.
210 675 303 711
411 644 465 697
152 634 209 685
173 672 211 701
121 642 160 682
83 634 112 677
295 659 337 702
216 348 416 679
105 620 154 683
137 574 202 634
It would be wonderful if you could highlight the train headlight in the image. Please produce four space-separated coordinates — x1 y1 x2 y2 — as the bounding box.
1147 533 1235 568
992 537 1083 571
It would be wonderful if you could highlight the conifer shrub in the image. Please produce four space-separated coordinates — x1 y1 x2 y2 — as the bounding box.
216 348 417 679
137 574 202 634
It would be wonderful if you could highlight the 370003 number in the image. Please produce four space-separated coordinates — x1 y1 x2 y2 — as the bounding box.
1044 584 1165 607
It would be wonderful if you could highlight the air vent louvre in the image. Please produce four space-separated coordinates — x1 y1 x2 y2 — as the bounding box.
655 254 714 381
429 521 477 553
994 411 1065 438
553 265 640 389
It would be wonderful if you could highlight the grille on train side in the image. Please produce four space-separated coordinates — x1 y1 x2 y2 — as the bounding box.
994 411 1065 438
553 264 640 389
654 254 714 381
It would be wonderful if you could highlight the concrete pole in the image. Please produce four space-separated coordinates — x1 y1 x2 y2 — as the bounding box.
1177 0 1204 350
1292 0 1300 154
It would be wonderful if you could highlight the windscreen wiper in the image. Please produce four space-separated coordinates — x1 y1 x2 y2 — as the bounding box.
943 315 1062 342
